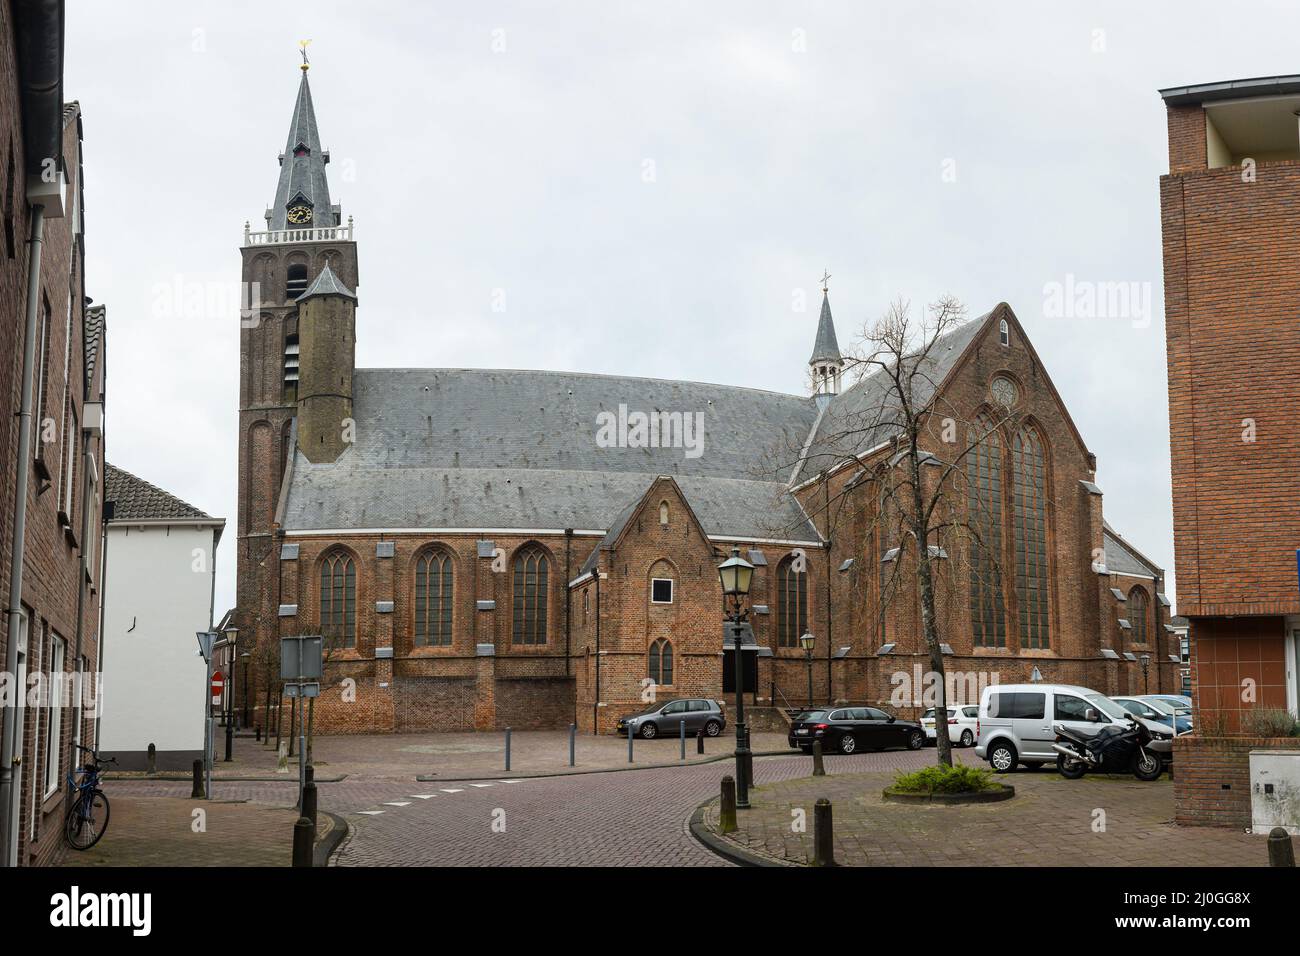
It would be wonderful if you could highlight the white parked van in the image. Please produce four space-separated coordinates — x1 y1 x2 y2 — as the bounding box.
974 683 1133 772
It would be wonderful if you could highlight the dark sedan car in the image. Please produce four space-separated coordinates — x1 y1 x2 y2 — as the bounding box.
788 706 925 754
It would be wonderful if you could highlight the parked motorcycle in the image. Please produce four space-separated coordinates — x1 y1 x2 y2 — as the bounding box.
1052 710 1172 781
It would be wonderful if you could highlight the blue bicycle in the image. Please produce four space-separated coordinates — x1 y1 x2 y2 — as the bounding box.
64 744 114 850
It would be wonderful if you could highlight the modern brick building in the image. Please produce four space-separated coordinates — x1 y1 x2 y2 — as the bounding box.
0 0 107 866
1159 76 1300 825
235 62 1176 737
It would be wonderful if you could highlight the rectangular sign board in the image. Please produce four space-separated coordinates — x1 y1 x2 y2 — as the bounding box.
281 635 324 681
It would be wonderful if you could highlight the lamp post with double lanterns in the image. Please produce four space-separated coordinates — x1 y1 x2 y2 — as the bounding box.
800 632 816 707
222 625 238 761
1140 653 1151 694
718 546 755 809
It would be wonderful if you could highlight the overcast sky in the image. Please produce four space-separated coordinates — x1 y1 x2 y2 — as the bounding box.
64 0 1299 619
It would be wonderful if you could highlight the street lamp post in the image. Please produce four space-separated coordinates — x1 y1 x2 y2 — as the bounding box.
718 547 755 809
223 625 239 761
800 632 816 707
1140 654 1151 694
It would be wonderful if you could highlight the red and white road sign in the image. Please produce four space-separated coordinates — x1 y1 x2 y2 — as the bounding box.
211 671 225 700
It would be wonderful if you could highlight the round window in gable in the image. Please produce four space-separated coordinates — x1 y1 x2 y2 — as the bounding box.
990 375 1019 409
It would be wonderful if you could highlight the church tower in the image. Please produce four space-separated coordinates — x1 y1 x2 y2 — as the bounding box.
235 50 359 664
809 276 843 409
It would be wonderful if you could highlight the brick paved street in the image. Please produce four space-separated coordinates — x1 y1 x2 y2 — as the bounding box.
703 770 1271 867
59 796 337 867
90 736 1279 867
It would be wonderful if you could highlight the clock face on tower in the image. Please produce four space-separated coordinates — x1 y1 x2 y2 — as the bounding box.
287 204 312 225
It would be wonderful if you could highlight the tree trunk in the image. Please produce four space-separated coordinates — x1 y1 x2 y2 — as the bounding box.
909 432 953 768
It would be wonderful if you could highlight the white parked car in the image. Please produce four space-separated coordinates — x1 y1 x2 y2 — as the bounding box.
919 704 980 747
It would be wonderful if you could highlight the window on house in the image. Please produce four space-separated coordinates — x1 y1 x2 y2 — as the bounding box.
286 263 308 300
320 550 356 649
776 555 808 648
582 588 589 621
1013 427 1050 649
968 416 1007 648
512 546 549 645
651 578 673 604
649 638 673 686
44 634 65 797
1129 588 1149 644
33 297 50 462
999 318 1010 346
414 550 453 647
659 501 669 526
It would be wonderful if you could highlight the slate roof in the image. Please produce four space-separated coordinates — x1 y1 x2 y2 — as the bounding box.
105 464 214 521
269 72 334 230
1102 522 1161 578
296 263 355 301
792 309 990 484
281 368 821 542
809 292 842 363
84 304 105 384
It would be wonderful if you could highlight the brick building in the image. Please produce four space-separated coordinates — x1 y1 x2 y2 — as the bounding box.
1159 76 1300 826
235 63 1175 736
0 0 107 866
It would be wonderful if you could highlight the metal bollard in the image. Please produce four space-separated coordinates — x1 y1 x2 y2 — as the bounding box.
719 775 737 834
146 743 156 775
1268 827 1296 867
812 798 835 866
697 728 705 754
680 720 686 760
302 773 318 828
255 724 262 743
628 724 634 763
812 739 825 776
505 727 512 772
569 723 576 767
292 816 314 867
191 759 205 799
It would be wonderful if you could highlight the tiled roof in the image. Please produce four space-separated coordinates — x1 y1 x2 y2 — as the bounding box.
296 263 354 301
809 292 842 363
1102 522 1161 578
105 464 213 521
84 304 105 384
269 72 334 230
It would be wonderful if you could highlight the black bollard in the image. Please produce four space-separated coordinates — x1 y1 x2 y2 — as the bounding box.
696 728 705 755
146 743 156 775
255 724 261 743
719 775 737 833
191 759 205 799
224 718 233 762
569 723 576 767
812 797 835 866
1268 827 1296 867
812 738 825 776
302 776 318 827
292 816 314 867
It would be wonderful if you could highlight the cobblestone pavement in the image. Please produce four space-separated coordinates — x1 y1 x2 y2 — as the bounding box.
703 770 1270 867
58 796 336 867
127 728 794 781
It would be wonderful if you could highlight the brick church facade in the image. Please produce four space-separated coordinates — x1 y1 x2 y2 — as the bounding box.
234 64 1178 736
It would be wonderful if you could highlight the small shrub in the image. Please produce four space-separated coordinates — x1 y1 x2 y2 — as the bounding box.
1242 708 1300 738
891 763 997 794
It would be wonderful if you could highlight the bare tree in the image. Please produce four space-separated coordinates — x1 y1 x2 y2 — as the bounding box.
774 296 1016 768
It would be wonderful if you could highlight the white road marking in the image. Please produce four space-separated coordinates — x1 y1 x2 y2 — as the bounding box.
410 794 438 799
439 788 464 793
499 779 522 784
383 801 412 807
469 783 493 788
357 810 385 816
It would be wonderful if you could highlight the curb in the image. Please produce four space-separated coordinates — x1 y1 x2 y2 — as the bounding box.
314 810 349 867
687 796 795 868
108 773 349 784
415 749 794 782
881 784 1015 805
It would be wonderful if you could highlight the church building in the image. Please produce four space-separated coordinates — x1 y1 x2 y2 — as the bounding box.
233 63 1177 735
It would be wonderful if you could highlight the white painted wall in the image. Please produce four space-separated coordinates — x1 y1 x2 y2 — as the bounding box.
99 522 221 756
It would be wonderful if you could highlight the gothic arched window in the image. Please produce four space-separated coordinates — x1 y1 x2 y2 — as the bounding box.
1128 588 1149 645
320 549 356 649
648 638 673 686
414 550 454 647
512 546 549 645
776 555 807 648
967 416 1007 647
1012 426 1050 648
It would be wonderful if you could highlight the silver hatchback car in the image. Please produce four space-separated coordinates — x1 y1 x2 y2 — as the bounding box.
617 698 726 739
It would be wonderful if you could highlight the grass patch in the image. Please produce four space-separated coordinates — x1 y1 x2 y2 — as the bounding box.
890 764 999 794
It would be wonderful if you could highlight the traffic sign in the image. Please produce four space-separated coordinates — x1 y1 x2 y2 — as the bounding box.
211 671 225 699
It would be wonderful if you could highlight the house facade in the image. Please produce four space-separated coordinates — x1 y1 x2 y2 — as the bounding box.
234 63 1175 736
98 465 224 771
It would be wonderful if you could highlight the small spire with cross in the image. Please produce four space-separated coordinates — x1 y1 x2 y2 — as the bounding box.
819 269 831 293
299 39 312 72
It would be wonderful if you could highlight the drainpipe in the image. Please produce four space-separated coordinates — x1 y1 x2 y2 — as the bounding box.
67 389 94 776
824 476 832 701
563 529 572 676
593 565 600 734
1 204 47 868
1152 574 1164 695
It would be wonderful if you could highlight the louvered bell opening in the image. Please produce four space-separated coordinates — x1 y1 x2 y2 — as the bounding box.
286 264 308 300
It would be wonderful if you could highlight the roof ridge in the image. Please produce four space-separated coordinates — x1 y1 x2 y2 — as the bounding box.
105 463 214 521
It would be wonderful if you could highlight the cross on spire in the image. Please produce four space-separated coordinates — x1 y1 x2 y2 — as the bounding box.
299 39 311 72
819 269 831 293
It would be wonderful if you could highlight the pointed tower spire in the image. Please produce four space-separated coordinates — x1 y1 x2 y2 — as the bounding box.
268 48 337 232
809 271 844 407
